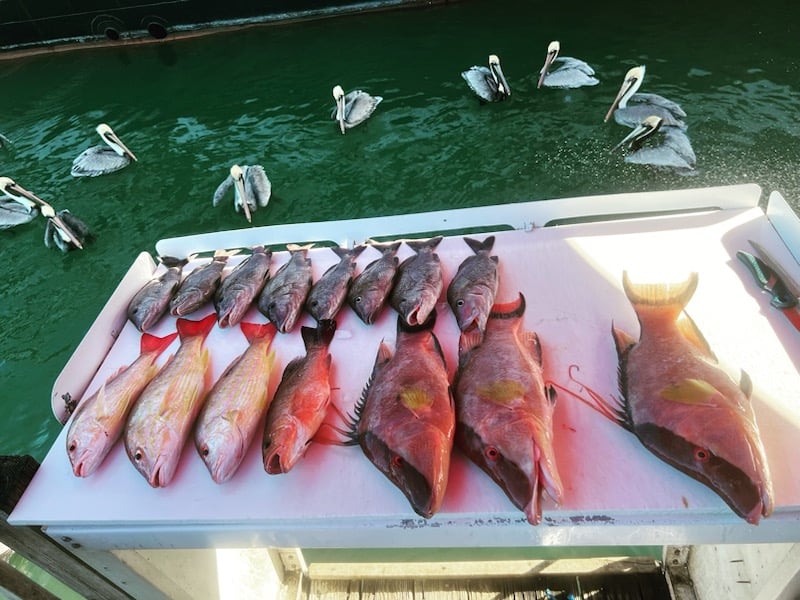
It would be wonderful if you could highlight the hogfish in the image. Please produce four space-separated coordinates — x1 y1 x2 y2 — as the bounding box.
390 236 443 326
67 331 178 477
345 312 454 518
195 322 277 483
587 272 774 524
124 313 215 487
454 293 562 525
447 235 499 336
263 320 336 474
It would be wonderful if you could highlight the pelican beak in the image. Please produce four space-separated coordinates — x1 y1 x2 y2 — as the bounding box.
108 131 138 162
233 173 252 223
336 94 346 134
492 63 511 97
4 181 46 212
604 74 639 123
39 203 84 250
537 50 557 88
611 118 660 153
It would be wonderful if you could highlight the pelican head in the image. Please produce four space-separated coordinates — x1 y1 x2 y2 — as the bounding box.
96 123 138 162
488 54 511 97
605 65 646 122
333 85 347 134
537 40 561 88
229 164 252 223
611 115 664 153
0 176 45 211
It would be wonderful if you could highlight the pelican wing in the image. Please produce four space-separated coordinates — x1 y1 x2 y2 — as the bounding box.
244 165 272 208
541 58 600 88
71 146 131 177
461 66 497 102
615 103 688 130
629 92 687 117
0 197 36 230
625 128 696 171
343 91 383 128
213 175 234 206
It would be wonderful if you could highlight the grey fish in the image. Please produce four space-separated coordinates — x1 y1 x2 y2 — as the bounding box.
257 243 313 333
347 241 402 325
214 246 272 328
127 256 189 332
447 236 499 336
170 250 237 317
390 236 443 326
306 245 366 322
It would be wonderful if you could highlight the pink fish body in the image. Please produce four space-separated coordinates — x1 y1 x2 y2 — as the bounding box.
195 322 277 483
67 331 178 477
263 320 336 474
124 313 216 487
454 294 563 525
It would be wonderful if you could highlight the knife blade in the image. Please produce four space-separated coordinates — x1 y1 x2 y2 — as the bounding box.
738 245 800 331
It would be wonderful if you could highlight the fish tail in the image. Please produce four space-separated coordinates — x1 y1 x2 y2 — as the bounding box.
159 256 188 268
240 321 278 345
331 245 366 260
398 310 436 333
489 293 525 320
287 242 314 253
301 319 337 349
212 248 240 260
622 271 698 316
176 312 217 340
464 235 495 255
406 235 443 253
140 331 178 356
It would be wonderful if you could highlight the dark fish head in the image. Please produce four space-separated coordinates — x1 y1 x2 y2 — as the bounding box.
456 413 561 525
637 421 772 524
264 298 301 333
449 289 494 333
349 286 389 324
360 427 450 519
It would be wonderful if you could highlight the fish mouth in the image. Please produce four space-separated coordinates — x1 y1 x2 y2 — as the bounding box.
637 423 768 524
147 455 171 488
263 450 287 475
361 431 437 518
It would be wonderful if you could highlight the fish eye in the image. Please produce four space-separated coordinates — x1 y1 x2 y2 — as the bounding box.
68 442 76 452
457 299 465 307
354 296 362 303
201 446 209 457
134 450 143 461
392 455 404 468
694 447 710 462
485 446 499 461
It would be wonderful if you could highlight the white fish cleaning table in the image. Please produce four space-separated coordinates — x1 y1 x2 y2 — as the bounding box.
9 183 800 551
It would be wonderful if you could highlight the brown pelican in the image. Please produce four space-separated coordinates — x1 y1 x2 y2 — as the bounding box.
71 123 138 177
537 41 599 89
0 133 12 150
332 85 383 134
213 164 271 223
0 177 89 251
604 66 687 129
611 115 696 172
0 197 36 230
462 54 511 102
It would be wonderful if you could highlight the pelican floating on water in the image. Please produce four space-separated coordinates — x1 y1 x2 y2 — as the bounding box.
71 123 138 177
0 197 36 230
213 164 271 223
0 133 12 150
462 54 511 102
0 177 90 251
612 115 696 172
332 85 383 134
537 41 599 89
604 65 687 129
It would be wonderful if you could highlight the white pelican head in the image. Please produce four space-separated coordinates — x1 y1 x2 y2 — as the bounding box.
605 65 646 122
488 54 511 97
229 164 252 223
96 123 138 162
538 40 561 88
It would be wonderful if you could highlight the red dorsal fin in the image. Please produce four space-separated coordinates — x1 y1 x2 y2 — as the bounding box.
140 331 179 356
240 321 278 345
176 312 217 340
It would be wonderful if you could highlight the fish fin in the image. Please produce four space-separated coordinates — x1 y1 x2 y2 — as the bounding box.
400 388 434 413
676 312 717 361
458 329 484 355
331 245 367 259
240 321 278 345
287 242 315 252
317 402 360 446
740 370 753 398
301 320 336 350
552 364 631 430
524 331 542 366
159 256 188 268
612 322 637 356
622 271 698 316
140 331 179 356
406 235 443 253
464 235 495 255
213 248 240 259
176 313 217 340
489 293 525 320
346 340 392 434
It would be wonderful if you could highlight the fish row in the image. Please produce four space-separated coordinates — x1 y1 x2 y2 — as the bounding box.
126 234 501 338
73 268 776 525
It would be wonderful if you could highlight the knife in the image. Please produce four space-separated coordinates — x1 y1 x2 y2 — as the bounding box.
737 244 800 331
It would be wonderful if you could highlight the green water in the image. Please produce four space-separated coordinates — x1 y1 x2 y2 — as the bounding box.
1 0 799 462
